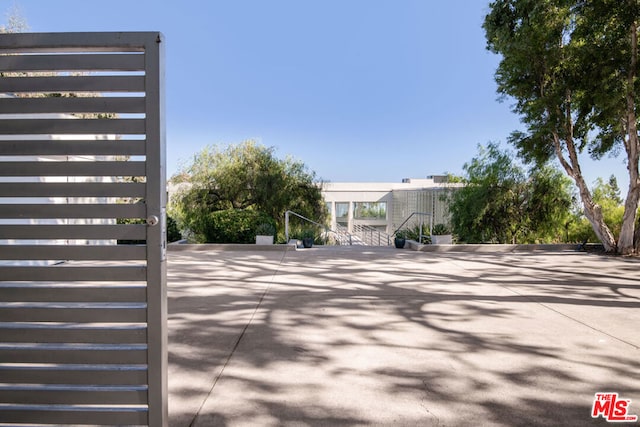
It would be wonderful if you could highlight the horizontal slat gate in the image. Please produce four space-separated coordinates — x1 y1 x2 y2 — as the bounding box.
0 32 167 426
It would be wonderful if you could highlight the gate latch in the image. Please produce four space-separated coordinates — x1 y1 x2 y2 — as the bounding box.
146 215 159 226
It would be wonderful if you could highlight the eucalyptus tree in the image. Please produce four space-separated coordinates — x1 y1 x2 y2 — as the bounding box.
484 0 640 254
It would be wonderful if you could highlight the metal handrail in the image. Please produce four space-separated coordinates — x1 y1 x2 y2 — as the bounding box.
352 223 392 246
392 212 433 243
284 210 352 245
335 224 358 245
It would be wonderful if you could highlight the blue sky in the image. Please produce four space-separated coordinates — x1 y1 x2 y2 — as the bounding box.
3 0 628 189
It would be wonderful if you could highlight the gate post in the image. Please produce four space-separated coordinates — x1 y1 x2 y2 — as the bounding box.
144 32 168 427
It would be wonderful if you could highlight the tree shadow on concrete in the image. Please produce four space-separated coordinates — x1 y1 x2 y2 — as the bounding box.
167 248 640 427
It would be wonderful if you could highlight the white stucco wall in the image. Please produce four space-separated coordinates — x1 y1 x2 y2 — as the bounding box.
321 177 461 234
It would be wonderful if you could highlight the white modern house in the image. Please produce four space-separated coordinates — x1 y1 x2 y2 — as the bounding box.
322 175 460 239
167 174 461 245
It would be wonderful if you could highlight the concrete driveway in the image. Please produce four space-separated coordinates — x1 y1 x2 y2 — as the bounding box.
166 246 640 427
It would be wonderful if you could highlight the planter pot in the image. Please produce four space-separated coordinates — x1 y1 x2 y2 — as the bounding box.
431 234 452 245
394 237 406 249
302 237 314 248
255 235 274 245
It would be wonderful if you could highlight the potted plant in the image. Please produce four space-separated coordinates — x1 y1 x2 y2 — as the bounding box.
394 229 408 249
255 222 276 245
301 229 315 248
431 223 452 245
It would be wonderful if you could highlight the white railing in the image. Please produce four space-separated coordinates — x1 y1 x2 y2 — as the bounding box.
285 210 353 245
351 223 393 246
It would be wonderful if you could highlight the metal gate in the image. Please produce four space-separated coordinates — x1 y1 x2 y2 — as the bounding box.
0 32 167 426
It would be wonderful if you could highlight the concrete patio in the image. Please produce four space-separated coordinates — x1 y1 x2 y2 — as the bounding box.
167 246 640 427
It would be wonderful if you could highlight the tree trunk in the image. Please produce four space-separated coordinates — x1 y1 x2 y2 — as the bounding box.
577 177 617 252
620 183 640 254
618 18 640 255
551 131 618 252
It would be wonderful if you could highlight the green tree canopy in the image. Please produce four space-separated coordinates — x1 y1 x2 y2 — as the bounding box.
170 140 326 242
484 0 640 254
450 143 573 244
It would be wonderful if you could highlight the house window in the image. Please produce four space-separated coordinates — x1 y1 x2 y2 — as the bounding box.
335 202 349 227
335 202 349 219
353 202 387 220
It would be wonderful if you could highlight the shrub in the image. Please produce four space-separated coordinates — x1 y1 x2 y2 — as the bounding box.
194 209 273 243
167 215 182 242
